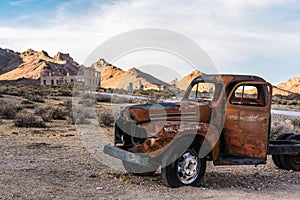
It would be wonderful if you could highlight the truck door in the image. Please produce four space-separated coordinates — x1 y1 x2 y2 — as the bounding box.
223 82 272 159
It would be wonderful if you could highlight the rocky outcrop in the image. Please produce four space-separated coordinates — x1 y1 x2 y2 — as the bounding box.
0 48 22 75
91 59 170 90
0 49 81 80
117 67 171 90
274 77 300 95
177 70 202 90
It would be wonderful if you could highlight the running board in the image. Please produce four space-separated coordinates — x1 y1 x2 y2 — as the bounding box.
214 155 266 165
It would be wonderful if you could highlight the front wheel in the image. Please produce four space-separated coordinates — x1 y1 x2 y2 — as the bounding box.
161 148 206 188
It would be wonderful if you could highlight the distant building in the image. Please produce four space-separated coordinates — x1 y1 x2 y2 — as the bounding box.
40 67 101 88
170 78 178 89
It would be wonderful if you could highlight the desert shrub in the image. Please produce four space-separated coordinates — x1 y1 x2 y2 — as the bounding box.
82 93 95 99
21 100 33 104
0 101 22 119
21 104 36 109
57 88 72 96
35 106 53 122
20 100 35 109
135 89 149 96
64 100 73 117
96 94 111 102
98 111 114 127
25 94 45 103
286 100 297 106
52 108 67 120
14 111 46 128
291 119 300 130
57 100 73 119
78 99 95 107
113 88 127 94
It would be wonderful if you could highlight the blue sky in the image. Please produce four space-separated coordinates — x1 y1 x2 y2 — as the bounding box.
0 0 300 84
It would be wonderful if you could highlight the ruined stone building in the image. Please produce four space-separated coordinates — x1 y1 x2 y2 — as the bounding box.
40 67 101 88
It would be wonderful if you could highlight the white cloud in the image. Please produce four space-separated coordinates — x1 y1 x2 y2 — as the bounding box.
9 0 32 6
1 0 300 83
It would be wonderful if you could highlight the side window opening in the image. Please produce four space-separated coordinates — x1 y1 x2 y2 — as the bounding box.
230 85 265 107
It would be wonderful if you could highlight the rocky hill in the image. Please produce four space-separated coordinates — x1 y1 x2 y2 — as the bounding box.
0 48 80 80
91 59 125 89
177 70 202 90
91 59 170 90
0 48 22 75
275 77 300 95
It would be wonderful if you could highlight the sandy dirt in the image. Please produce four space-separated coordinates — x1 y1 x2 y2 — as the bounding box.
0 120 299 200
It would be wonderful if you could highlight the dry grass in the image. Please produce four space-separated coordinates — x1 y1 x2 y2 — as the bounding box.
0 100 22 119
270 114 299 140
97 110 114 127
14 110 46 128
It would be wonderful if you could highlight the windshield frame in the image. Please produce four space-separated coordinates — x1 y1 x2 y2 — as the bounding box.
182 75 223 103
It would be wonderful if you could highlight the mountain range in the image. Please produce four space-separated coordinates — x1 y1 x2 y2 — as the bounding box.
0 48 80 80
0 47 299 95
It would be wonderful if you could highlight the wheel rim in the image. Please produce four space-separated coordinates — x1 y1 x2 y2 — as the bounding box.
177 151 199 184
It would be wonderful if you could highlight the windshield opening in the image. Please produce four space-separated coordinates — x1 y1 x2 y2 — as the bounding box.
188 82 216 103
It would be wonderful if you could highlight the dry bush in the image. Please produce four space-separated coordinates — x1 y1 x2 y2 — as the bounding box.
270 114 298 140
20 100 35 109
0 100 22 119
78 99 95 107
52 108 68 120
59 100 73 117
286 100 298 106
57 88 72 97
96 94 111 102
97 111 114 127
25 94 45 103
35 106 53 122
291 118 300 132
14 110 46 128
82 93 95 99
21 100 33 104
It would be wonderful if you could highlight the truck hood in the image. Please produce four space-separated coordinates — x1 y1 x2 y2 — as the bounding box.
122 101 211 124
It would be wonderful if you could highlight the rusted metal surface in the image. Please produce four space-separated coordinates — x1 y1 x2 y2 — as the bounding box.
134 121 218 154
223 81 272 159
108 74 276 165
128 101 211 124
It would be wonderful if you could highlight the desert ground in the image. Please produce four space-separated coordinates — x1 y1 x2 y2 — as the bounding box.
0 93 299 200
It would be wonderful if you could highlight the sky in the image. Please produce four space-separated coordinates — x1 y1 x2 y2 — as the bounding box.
0 0 300 84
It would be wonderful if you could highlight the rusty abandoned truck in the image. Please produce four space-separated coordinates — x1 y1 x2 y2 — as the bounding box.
104 74 300 187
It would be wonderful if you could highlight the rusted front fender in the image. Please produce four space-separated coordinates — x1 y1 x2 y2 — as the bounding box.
133 121 221 161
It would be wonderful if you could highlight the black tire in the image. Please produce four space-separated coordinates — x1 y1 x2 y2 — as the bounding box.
272 133 294 169
161 147 206 188
284 134 300 171
122 160 159 176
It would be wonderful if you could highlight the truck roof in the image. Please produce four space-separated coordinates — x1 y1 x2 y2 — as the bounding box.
192 74 267 87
